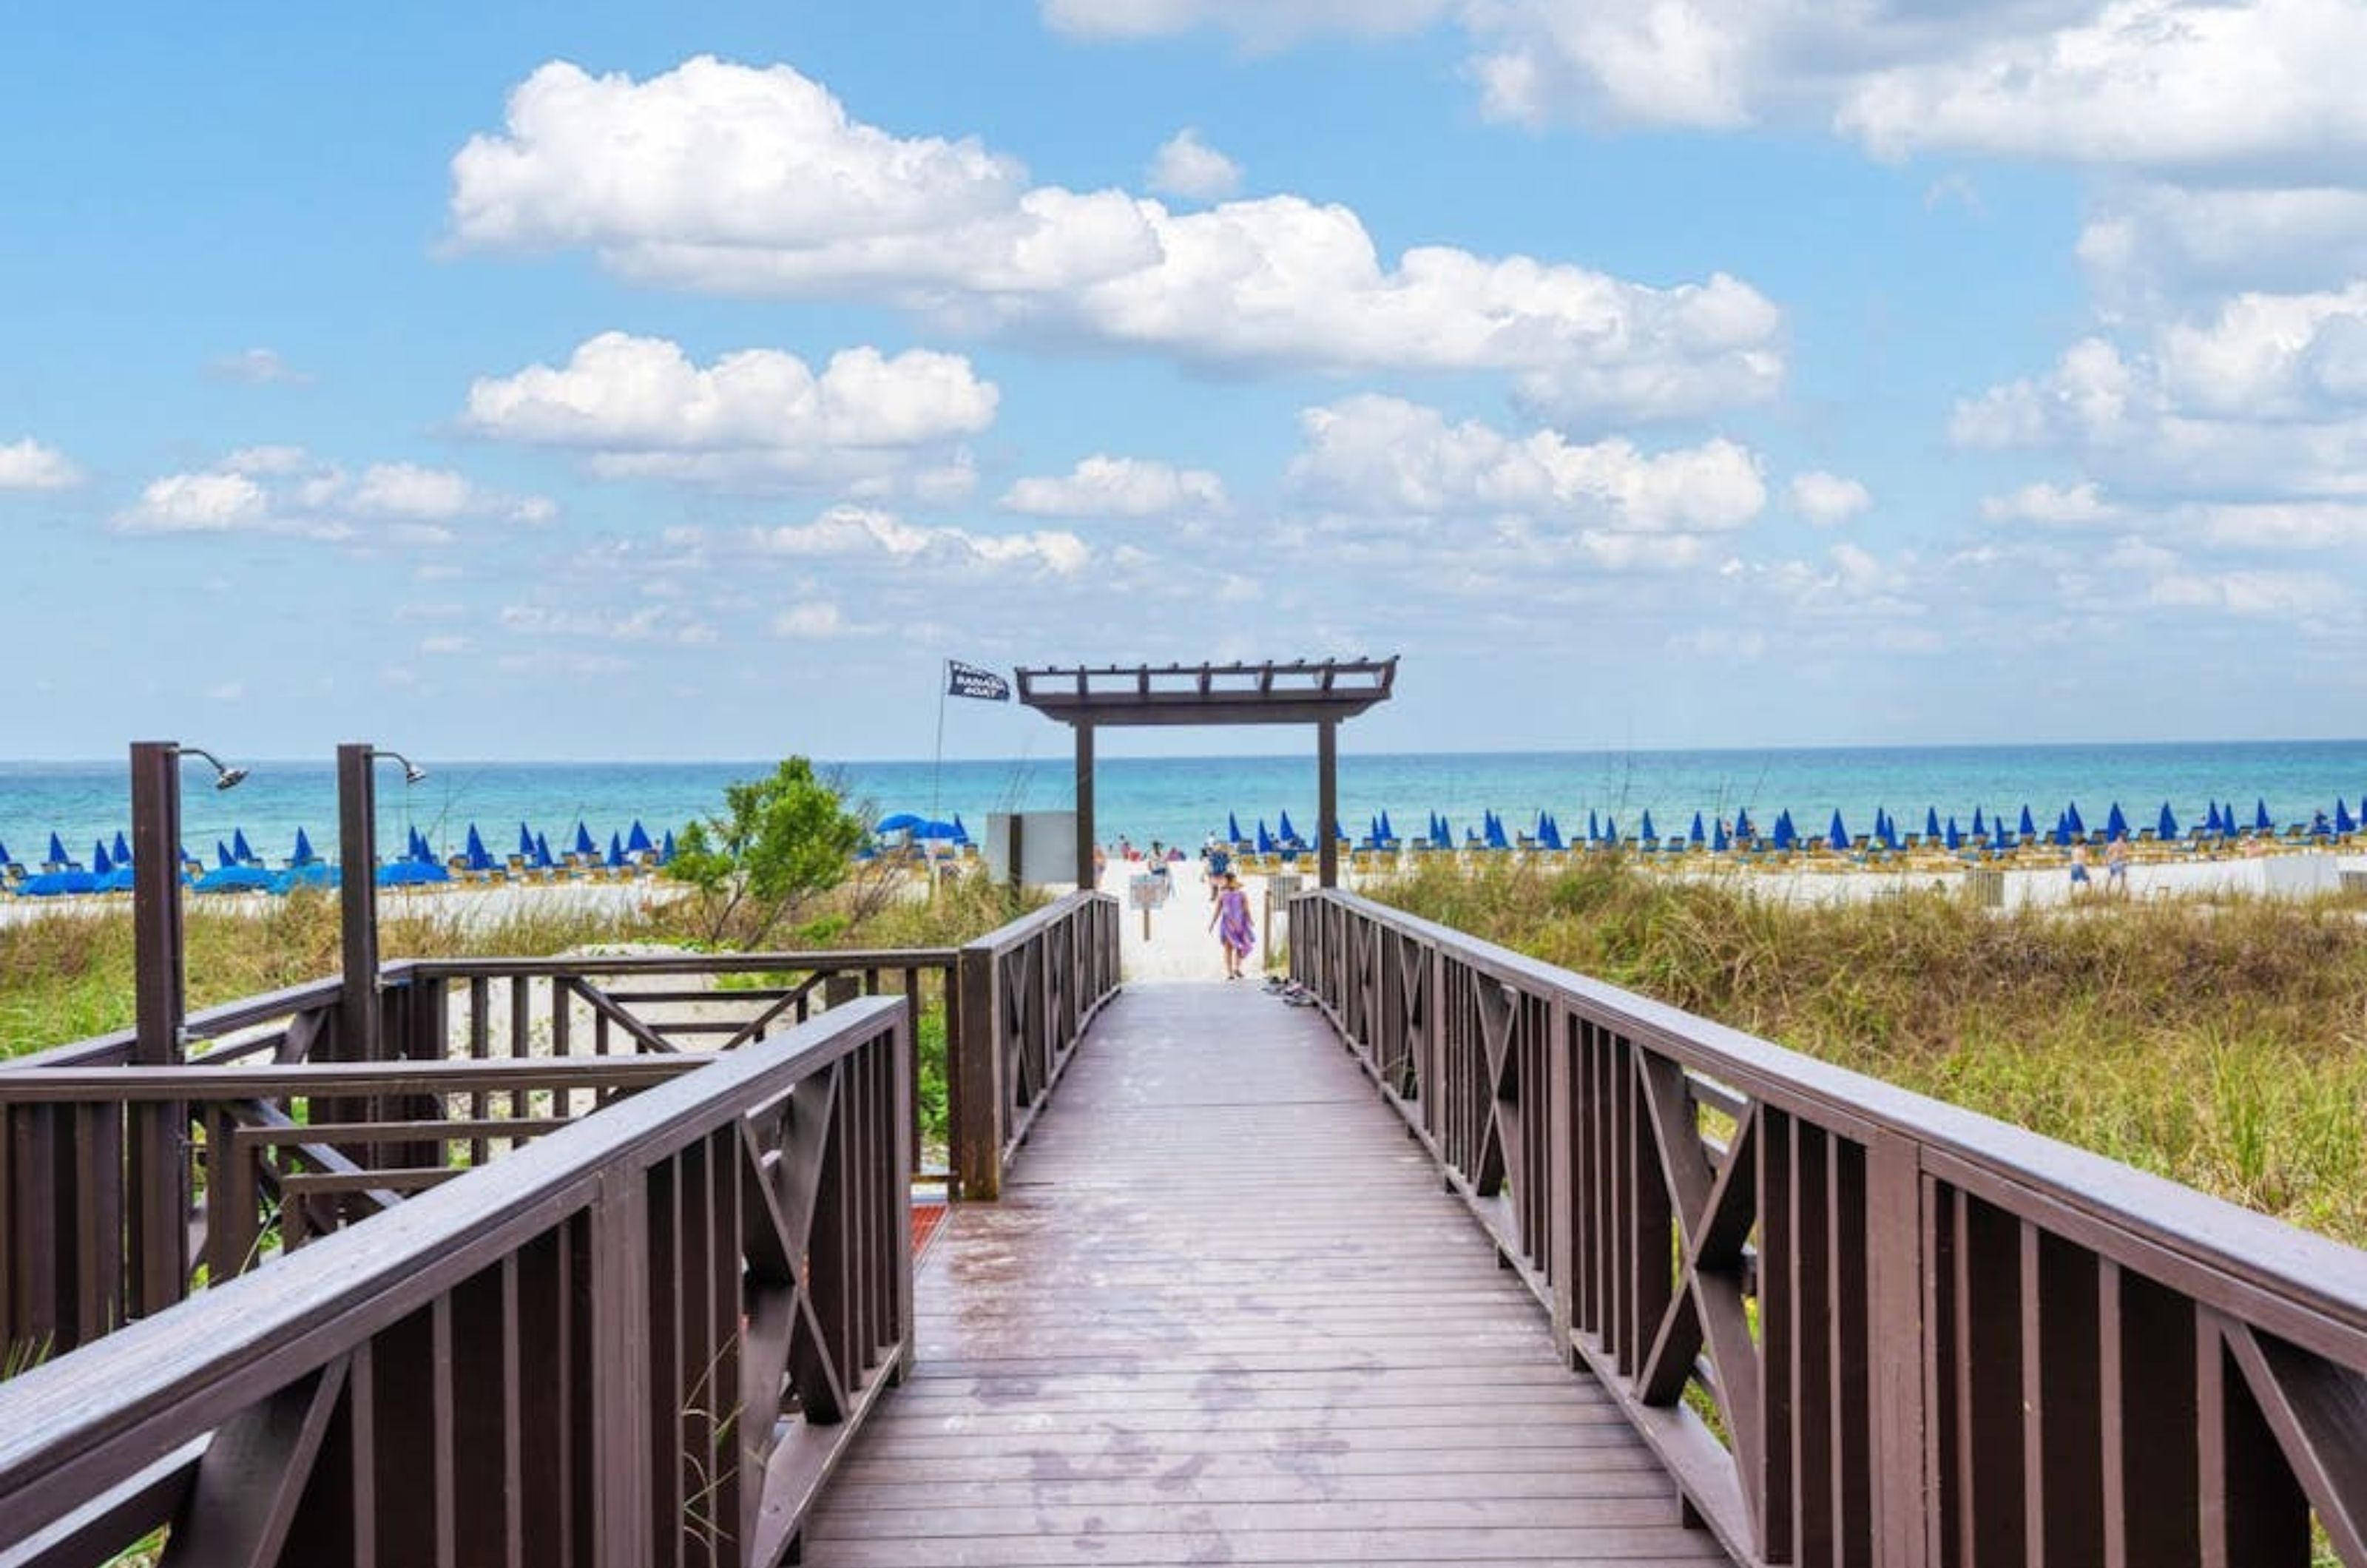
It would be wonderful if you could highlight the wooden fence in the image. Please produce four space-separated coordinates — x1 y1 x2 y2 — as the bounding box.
1291 887 2367 1568
0 997 912 1567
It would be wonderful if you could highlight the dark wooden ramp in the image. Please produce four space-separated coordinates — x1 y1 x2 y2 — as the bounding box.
801 982 1728 1567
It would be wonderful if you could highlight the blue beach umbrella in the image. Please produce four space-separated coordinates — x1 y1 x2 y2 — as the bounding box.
608 831 627 868
1773 811 1797 850
465 824 494 872
1827 809 1849 850
1332 818 1350 843
1883 814 1902 852
2255 799 2274 833
1733 808 1753 840
0 839 9 866
2337 800 2357 835
1277 810 1297 844
47 831 70 868
1689 811 1706 846
2052 813 2072 848
1971 807 1988 839
1712 820 1730 852
1993 811 2013 848
2158 802 2178 839
1257 820 1275 854
1587 809 1601 844
1377 811 1394 842
1487 814 1510 851
1227 811 1243 843
573 821 597 859
534 832 555 869
1640 810 1658 842
2017 805 2036 839
2065 802 2087 837
2205 802 2223 834
2105 802 2128 839
953 814 970 845
517 823 536 859
112 830 132 866
876 812 924 834
626 820 655 855
291 828 317 866
92 842 112 876
215 840 234 868
1945 817 1962 851
1925 807 1942 841
661 829 675 864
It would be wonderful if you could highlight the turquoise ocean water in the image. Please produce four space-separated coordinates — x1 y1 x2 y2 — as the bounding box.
5 742 2367 869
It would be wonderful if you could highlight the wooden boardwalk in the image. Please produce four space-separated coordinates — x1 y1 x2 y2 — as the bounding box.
802 982 1729 1567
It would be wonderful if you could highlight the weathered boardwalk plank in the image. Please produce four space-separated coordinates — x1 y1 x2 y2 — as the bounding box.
801 982 1729 1567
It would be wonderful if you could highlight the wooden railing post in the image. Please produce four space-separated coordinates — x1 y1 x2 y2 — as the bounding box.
951 944 1003 1202
1868 1130 1931 1567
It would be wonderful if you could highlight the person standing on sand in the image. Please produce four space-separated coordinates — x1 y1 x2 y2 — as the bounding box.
1209 871 1255 979
2104 833 2130 899
2069 841 2092 897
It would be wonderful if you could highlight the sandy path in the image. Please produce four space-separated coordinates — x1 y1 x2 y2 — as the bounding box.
1100 857 1295 984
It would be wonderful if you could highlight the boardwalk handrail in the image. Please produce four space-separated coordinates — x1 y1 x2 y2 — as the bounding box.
1291 887 2367 1568
1 945 959 1343
0 996 912 1567
951 890 1121 1200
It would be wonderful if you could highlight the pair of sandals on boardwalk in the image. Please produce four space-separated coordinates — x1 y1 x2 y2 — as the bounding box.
1263 975 1318 1006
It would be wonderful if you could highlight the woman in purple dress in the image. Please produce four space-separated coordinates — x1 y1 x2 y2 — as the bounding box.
1209 871 1256 979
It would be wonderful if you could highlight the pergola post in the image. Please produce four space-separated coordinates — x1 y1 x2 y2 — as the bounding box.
337 741 379 1061
1317 719 1339 889
1074 721 1096 891
127 740 189 1317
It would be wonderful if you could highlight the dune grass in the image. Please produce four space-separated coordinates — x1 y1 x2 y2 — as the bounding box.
1369 857 2367 1248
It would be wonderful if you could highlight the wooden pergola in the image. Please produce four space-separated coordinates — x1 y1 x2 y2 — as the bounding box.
1014 658 1399 890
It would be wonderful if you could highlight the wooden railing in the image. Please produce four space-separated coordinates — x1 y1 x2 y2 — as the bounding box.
0 950 954 1352
1291 888 2367 1568
951 891 1123 1200
0 997 911 1567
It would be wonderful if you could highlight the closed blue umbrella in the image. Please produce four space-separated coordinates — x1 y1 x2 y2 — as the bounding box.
46 831 70 868
112 830 132 866
1993 811 2013 849
1882 814 1902 851
1378 811 1394 842
1227 811 1242 843
1925 808 1942 841
2337 800 2357 835
1540 816 1564 851
1257 820 1275 854
2053 813 2073 848
1640 811 1657 842
465 823 495 872
1773 811 1797 850
2255 799 2274 833
1603 815 1621 845
1587 809 1601 844
233 828 256 865
534 832 554 868
661 829 675 864
953 814 970 845
573 821 597 859
626 820 655 855
1827 809 1849 850
1277 810 1298 844
608 831 628 868
2018 805 2036 839
2065 802 2086 837
92 841 113 876
2105 802 2128 839
1689 811 1706 846
1486 813 1510 851
1945 817 1962 851
2158 802 2178 839
1971 807 1988 838
216 840 235 868
1712 820 1730 852
1734 808 1753 840
2205 802 2223 834
0 838 9 865
292 828 317 867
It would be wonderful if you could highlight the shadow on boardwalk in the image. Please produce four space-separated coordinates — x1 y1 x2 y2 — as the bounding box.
803 981 1727 1567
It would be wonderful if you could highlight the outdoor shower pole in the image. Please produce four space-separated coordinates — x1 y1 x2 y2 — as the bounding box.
127 740 188 1316
1075 720 1096 892
1317 719 1339 889
337 741 380 1061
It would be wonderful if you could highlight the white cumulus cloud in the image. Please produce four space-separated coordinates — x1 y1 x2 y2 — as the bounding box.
1147 128 1242 200
1789 470 1869 527
113 447 553 541
448 58 1783 421
1040 0 1451 42
1286 393 1768 534
464 331 999 490
752 504 1091 575
0 438 84 492
1001 456 1228 518
1982 481 2121 526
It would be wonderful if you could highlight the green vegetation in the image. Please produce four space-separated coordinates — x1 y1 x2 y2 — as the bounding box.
666 757 868 946
1371 856 2367 1248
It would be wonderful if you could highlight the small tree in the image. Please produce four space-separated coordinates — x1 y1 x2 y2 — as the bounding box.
667 757 866 946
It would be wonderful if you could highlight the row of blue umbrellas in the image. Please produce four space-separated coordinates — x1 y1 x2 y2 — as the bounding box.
5 817 678 896
1208 794 2367 856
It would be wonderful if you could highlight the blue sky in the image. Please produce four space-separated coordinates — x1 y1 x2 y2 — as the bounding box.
4 1 2361 762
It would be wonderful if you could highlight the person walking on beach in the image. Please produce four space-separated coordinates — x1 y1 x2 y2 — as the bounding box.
1209 871 1256 979
2104 833 2130 899
2068 841 2092 898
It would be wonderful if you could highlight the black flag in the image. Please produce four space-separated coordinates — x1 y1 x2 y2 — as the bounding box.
947 660 1010 701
